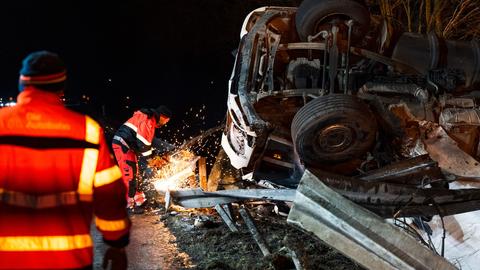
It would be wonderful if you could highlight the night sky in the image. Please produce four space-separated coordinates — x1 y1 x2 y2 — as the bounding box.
0 0 298 128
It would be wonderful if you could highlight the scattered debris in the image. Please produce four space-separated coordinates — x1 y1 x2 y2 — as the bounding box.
193 216 217 229
157 208 361 270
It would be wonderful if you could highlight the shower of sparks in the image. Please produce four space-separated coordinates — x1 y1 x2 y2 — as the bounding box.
157 104 223 166
145 104 224 194
150 149 199 192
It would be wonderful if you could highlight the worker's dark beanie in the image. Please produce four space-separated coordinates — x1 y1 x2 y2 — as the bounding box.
155 105 172 118
19 51 66 92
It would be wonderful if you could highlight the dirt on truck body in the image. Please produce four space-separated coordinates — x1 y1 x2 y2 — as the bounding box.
220 0 480 218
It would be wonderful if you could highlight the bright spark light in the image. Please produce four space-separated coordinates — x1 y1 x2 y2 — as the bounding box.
145 104 223 195
149 150 199 192
152 166 196 191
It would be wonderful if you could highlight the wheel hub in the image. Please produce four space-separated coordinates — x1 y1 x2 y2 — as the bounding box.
317 124 353 153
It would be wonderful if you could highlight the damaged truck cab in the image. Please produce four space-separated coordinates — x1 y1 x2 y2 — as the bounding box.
221 0 480 217
222 2 381 183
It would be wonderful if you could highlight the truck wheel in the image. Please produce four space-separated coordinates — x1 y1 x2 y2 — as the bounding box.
295 0 370 42
291 94 377 166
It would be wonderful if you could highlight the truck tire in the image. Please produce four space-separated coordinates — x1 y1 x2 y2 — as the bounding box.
291 94 377 166
295 0 370 42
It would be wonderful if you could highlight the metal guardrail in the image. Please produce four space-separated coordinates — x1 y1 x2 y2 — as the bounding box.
168 188 296 208
287 170 457 270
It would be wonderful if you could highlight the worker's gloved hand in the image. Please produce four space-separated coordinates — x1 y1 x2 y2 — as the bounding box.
102 247 127 270
128 179 136 198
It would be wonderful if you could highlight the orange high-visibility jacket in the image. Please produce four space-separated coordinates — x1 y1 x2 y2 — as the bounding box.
114 110 157 157
0 88 130 269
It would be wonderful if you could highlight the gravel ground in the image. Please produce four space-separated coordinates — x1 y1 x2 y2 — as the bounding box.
94 203 363 270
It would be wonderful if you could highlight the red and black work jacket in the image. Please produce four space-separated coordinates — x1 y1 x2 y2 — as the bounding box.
0 87 130 269
113 110 157 157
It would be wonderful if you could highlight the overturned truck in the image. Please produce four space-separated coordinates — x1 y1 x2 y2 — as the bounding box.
220 0 480 218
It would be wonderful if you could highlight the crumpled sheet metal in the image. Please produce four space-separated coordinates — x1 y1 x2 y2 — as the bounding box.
389 101 480 178
308 168 480 218
388 103 429 158
422 122 480 178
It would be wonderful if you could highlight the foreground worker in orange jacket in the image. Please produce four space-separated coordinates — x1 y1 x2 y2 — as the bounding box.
112 105 172 211
0 51 130 269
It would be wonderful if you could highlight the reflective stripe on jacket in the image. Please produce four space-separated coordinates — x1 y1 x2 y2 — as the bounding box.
114 110 157 157
0 87 130 269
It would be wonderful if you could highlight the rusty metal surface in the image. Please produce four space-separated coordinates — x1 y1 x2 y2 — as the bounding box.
422 123 480 178
220 0 480 226
237 10 280 132
287 170 457 270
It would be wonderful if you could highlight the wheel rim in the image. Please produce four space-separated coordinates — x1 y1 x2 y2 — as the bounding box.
316 124 354 153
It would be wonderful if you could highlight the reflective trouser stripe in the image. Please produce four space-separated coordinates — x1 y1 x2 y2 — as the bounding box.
0 234 92 251
0 189 88 208
95 216 129 231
